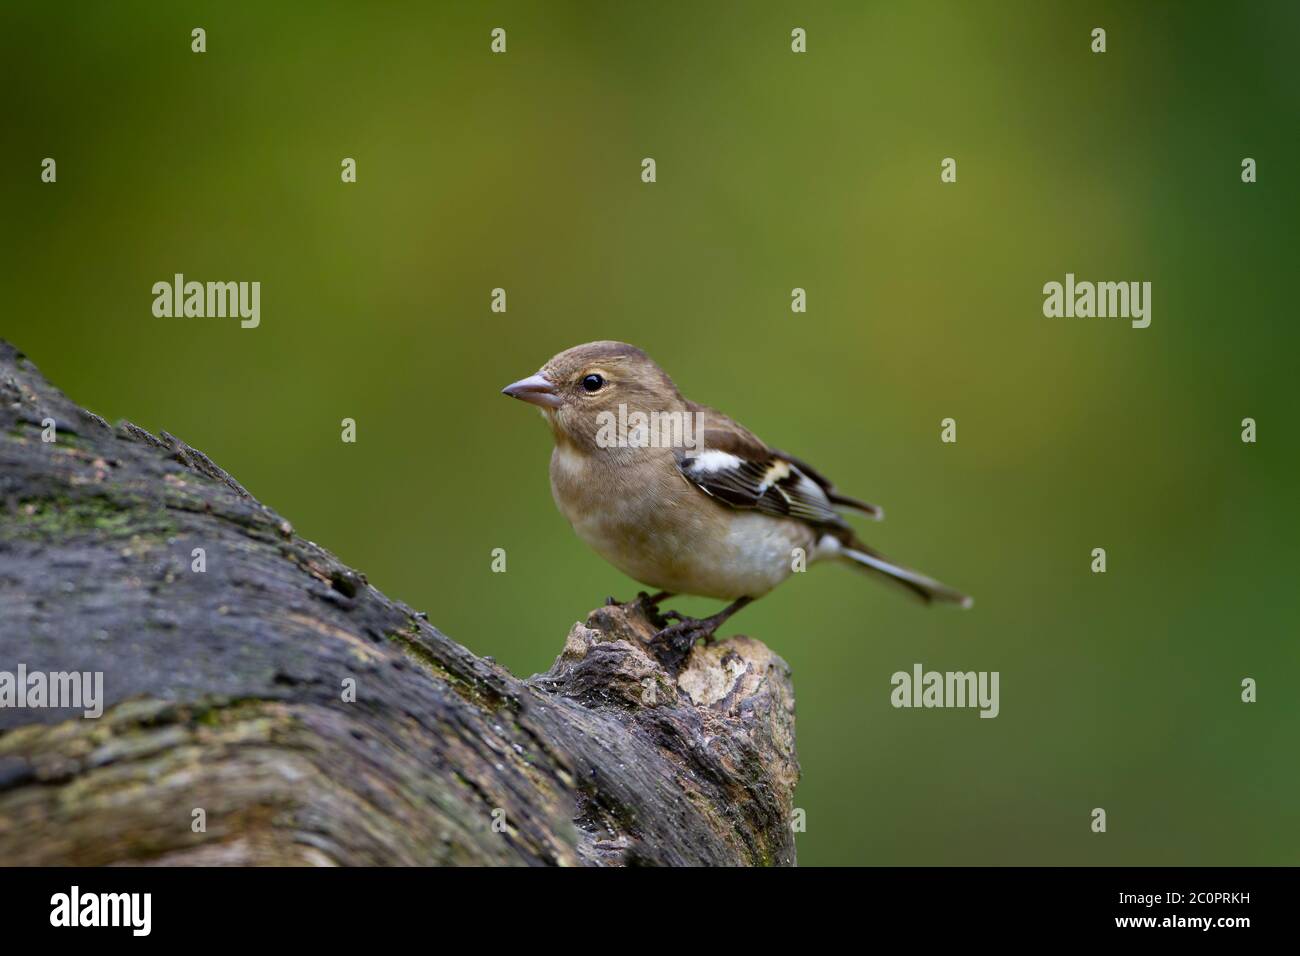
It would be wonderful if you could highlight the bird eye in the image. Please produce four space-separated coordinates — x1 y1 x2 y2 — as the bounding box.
581 373 605 393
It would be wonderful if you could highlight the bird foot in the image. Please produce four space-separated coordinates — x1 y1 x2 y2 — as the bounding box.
649 595 753 670
658 609 714 641
647 614 721 670
621 590 672 626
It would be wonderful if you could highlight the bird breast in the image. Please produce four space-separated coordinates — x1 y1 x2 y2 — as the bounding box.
548 443 814 600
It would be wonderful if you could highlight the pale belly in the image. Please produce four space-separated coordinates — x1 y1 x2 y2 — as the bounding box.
550 447 813 600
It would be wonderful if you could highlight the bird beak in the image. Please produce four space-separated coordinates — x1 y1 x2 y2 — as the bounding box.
501 373 562 409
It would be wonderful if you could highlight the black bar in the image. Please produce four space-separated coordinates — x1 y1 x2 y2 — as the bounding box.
0 866 1285 941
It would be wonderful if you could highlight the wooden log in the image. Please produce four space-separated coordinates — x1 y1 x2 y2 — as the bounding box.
0 341 798 866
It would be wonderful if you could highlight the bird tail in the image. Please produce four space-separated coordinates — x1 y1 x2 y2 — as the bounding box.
837 536 972 608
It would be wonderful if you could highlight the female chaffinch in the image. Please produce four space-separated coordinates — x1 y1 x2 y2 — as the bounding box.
503 341 970 656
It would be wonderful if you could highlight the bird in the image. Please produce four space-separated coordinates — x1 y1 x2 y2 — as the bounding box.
502 341 970 658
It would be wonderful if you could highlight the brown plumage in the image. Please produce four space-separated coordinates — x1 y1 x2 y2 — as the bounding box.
502 341 970 651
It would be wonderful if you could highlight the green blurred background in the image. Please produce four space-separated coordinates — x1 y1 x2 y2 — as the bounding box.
4 1 1298 865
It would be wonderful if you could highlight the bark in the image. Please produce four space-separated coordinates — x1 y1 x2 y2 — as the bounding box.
0 341 798 866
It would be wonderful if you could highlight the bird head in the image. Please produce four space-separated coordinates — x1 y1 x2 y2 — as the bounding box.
502 341 685 451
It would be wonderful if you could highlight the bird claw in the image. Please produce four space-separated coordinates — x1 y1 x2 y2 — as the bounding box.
647 616 719 669
626 590 673 624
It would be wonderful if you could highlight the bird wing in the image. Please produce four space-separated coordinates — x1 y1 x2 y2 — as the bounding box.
675 402 882 526
767 447 884 520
